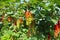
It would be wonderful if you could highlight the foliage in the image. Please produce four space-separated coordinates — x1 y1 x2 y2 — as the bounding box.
0 0 60 40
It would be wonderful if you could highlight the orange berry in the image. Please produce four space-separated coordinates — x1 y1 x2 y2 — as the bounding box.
25 10 32 18
8 16 12 22
54 29 59 38
19 17 23 24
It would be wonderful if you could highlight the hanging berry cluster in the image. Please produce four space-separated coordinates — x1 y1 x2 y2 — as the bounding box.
54 20 60 38
25 10 33 26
